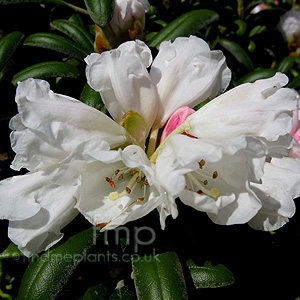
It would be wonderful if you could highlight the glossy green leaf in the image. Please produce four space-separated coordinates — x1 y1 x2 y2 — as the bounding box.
132 252 188 300
235 68 276 85
234 19 247 36
0 31 24 70
218 38 254 71
80 83 105 110
147 10 219 48
12 61 82 86
248 25 267 37
80 283 109 300
0 243 23 259
186 260 235 289
84 0 115 27
0 0 89 14
288 75 300 89
0 0 65 4
277 56 295 74
24 32 88 60
0 59 14 81
18 227 101 300
50 19 94 53
109 283 136 300
69 14 85 27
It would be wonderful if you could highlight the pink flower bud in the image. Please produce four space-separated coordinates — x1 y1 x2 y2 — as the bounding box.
160 106 195 142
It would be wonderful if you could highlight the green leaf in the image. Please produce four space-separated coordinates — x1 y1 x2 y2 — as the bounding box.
0 243 23 260
84 0 115 27
0 0 89 14
12 61 82 86
0 31 24 70
288 75 300 89
69 14 85 27
80 82 105 110
80 283 109 300
248 25 267 37
24 32 88 60
277 56 295 74
109 282 136 300
0 0 65 4
234 19 247 36
186 260 235 289
50 19 94 53
218 38 254 71
147 10 219 48
235 68 276 85
18 226 101 300
132 252 188 300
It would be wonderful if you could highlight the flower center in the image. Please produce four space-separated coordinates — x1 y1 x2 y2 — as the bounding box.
105 167 148 202
185 159 220 198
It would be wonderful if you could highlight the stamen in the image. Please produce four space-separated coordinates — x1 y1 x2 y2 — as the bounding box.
130 169 137 176
212 171 218 179
109 180 115 188
187 173 219 198
199 159 205 169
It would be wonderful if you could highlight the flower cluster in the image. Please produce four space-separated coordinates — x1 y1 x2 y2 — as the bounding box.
0 35 299 257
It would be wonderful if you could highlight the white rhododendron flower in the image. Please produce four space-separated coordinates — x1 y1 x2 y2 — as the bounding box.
94 0 150 53
0 79 128 256
86 35 231 130
156 73 300 230
0 36 230 256
110 0 150 34
278 9 300 42
1 35 299 257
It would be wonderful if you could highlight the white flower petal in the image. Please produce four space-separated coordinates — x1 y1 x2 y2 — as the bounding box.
8 188 78 257
0 169 78 256
0 172 42 221
150 35 231 125
187 73 297 142
208 188 262 225
156 134 266 224
11 78 126 171
85 41 158 132
249 157 300 231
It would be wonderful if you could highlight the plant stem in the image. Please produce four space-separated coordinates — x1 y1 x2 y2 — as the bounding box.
62 1 89 14
146 121 160 158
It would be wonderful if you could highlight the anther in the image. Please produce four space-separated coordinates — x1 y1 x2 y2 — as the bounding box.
144 179 149 185
197 190 203 194
106 177 111 182
212 171 218 179
126 187 132 194
130 169 137 176
201 180 208 185
118 173 124 180
137 198 144 203
136 176 141 183
109 180 115 188
115 169 120 175
199 159 205 169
